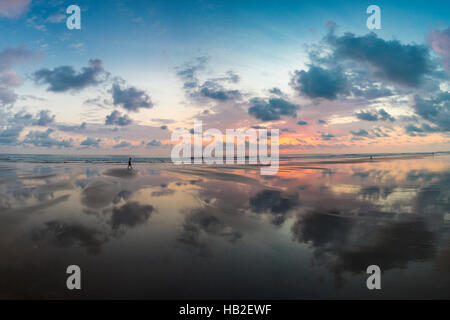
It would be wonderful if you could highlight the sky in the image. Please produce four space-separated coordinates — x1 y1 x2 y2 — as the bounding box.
0 0 449 156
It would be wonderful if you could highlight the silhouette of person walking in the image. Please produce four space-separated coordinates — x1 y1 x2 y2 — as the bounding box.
127 157 133 170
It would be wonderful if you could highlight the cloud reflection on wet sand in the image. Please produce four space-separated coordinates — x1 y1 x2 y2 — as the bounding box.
0 154 449 299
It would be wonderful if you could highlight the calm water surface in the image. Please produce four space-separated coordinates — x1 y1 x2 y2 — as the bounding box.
0 154 449 299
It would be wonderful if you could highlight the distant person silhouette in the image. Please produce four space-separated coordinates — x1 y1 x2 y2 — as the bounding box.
127 157 133 170
370 155 373 160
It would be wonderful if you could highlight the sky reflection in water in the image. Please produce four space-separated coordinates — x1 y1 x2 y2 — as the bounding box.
0 154 449 299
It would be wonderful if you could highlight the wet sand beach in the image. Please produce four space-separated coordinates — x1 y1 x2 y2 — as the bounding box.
0 153 449 299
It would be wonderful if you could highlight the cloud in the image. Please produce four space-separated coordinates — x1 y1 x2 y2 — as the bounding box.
198 81 241 101
297 120 308 125
110 201 154 232
429 27 450 72
351 85 393 100
33 59 105 92
160 125 167 130
291 211 437 286
46 13 65 23
146 139 162 147
0 46 34 91
177 208 242 256
152 118 175 125
248 97 299 121
327 32 432 87
80 137 101 148
320 133 335 140
12 110 33 124
404 124 439 136
0 125 23 145
175 56 208 90
176 57 241 102
32 220 108 254
269 87 283 96
249 189 299 226
351 129 370 137
411 93 450 132
23 129 73 148
57 122 87 132
113 141 132 149
290 65 347 100
317 119 327 124
0 0 30 18
355 108 395 122
26 15 46 31
32 110 55 126
105 110 132 126
112 83 153 112
0 87 17 105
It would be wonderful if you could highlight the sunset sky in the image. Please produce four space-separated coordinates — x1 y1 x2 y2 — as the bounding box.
0 0 449 155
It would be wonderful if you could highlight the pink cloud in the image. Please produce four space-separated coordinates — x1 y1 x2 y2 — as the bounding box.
0 0 31 19
429 27 450 72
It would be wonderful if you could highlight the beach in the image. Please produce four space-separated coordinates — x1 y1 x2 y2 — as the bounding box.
0 153 449 299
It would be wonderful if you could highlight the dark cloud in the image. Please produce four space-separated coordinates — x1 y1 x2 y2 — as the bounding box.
411 93 450 132
290 65 347 100
269 87 283 96
317 119 327 124
32 220 107 254
32 110 55 126
112 83 153 112
175 56 208 90
113 141 132 149
0 125 23 145
350 129 370 137
105 110 132 126
81 179 120 209
146 139 162 147
297 120 308 125
80 137 101 148
355 108 395 122
327 32 432 87
320 133 335 140
23 129 73 148
198 81 241 101
351 85 393 100
160 125 167 130
33 59 105 92
112 190 133 204
57 122 87 132
110 201 154 232
292 211 437 286
249 189 299 226
248 97 299 121
176 57 242 102
405 123 440 136
177 208 242 257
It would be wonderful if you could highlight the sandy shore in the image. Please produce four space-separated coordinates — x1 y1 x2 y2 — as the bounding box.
0 154 449 299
